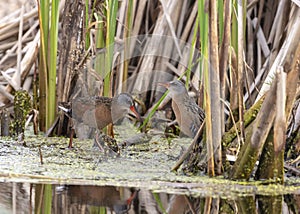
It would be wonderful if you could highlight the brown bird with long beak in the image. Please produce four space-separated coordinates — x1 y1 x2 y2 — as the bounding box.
72 93 141 130
159 80 205 138
65 93 141 150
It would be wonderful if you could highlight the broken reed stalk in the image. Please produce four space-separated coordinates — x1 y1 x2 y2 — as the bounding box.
257 41 300 181
228 17 300 181
222 96 264 148
230 76 277 180
254 68 285 182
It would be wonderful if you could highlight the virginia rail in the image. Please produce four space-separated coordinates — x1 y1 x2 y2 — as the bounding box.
159 80 205 138
68 93 141 148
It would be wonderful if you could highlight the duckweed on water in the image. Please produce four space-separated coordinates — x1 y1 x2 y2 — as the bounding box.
0 123 300 198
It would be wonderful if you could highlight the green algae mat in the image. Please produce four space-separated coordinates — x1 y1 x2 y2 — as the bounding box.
0 124 300 198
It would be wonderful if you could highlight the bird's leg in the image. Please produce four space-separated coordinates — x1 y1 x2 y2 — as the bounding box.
94 130 105 153
68 128 75 148
107 123 114 138
101 134 120 155
94 130 120 155
67 118 75 148
167 120 178 127
171 120 205 171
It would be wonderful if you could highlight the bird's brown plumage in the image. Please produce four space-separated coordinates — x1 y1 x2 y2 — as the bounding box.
159 80 205 138
72 93 140 130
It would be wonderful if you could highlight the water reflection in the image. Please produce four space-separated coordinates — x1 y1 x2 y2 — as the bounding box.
0 182 300 213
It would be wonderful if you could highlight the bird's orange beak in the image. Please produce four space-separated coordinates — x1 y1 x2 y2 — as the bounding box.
157 82 170 88
130 105 142 122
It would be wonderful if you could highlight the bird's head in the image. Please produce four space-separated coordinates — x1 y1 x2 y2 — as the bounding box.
112 93 141 122
158 80 187 96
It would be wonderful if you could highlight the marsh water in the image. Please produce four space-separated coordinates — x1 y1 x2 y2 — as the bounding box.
0 124 300 213
0 182 300 213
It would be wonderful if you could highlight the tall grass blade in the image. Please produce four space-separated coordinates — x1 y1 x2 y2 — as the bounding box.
95 13 105 83
122 0 134 92
47 0 59 129
37 0 49 131
104 0 118 96
199 0 214 176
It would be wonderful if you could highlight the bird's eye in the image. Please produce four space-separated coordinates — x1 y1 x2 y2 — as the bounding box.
125 98 132 106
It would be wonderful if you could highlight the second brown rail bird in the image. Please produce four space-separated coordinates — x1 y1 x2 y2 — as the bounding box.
65 93 141 149
72 93 141 130
159 80 205 138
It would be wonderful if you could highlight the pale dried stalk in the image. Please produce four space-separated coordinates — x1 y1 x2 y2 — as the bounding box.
152 0 184 101
246 15 254 73
219 0 231 132
274 67 286 153
0 7 38 33
129 0 146 57
0 4 39 105
251 83 276 148
237 0 245 142
0 31 40 104
159 0 182 58
0 23 29 41
267 0 287 44
0 8 22 25
0 85 14 102
256 7 300 102
116 0 127 38
132 0 182 95
180 2 197 42
176 0 188 37
251 18 270 58
0 21 38 64
16 5 25 90
208 0 222 175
